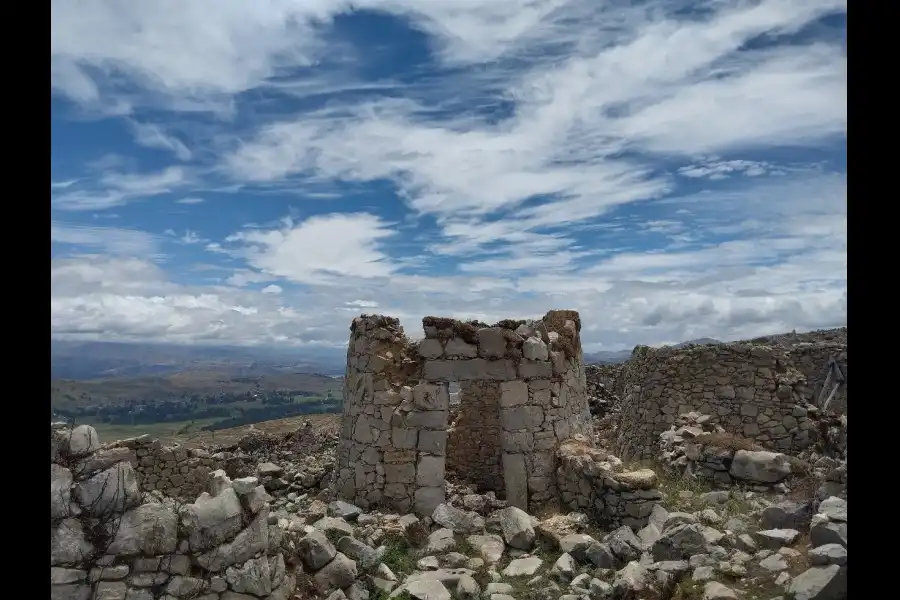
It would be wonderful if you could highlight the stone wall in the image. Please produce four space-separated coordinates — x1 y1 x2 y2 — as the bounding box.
106 435 219 501
333 310 593 517
555 436 661 530
615 343 822 461
446 379 504 492
51 423 294 600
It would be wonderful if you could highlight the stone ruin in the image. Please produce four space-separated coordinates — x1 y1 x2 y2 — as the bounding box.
333 311 596 517
613 335 848 461
50 423 294 600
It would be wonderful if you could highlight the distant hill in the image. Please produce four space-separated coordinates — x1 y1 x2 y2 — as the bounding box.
51 369 342 409
673 337 722 348
584 337 723 365
51 340 345 380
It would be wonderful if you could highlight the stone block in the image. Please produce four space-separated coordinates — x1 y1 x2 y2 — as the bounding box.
502 453 528 511
477 327 508 358
499 380 528 407
416 455 445 487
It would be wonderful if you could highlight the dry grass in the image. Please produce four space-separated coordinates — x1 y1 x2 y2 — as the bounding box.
694 432 766 452
162 413 341 448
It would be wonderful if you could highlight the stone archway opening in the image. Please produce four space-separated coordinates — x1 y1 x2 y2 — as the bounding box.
446 378 505 495
333 311 592 517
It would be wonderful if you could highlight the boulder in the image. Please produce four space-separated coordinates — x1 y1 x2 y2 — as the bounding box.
498 506 535 550
179 488 244 552
74 463 141 516
729 450 791 483
299 531 337 570
106 503 178 556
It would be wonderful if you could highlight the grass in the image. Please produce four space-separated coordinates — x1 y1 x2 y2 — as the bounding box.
380 535 417 579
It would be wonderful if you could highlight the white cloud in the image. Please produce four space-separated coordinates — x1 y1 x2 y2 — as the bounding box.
130 122 192 160
220 0 845 264
50 1 847 352
51 222 162 257
52 167 188 211
223 213 399 283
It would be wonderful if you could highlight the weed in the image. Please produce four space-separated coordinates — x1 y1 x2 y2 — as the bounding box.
380 535 417 578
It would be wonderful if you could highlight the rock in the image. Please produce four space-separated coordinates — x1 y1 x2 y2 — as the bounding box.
499 506 535 550
604 526 642 562
441 552 468 568
759 554 789 572
51 464 73 520
729 450 791 483
179 488 245 552
585 578 609 599
456 575 480 600
754 529 800 549
424 528 457 554
232 476 259 495
552 553 576 582
51 584 92 600
523 336 549 361
502 556 543 577
299 531 337 570
75 463 141 516
225 556 273 596
93 581 127 600
723 517 748 533
735 534 757 553
346 582 370 600
337 536 381 569
314 552 357 593
466 534 504 564
397 579 452 600
418 556 440 570
703 581 738 600
328 500 363 521
810 520 847 549
68 425 101 456
818 497 847 522
809 544 847 567
257 462 283 477
651 524 707 560
106 503 179 557
195 506 270 571
485 583 513 595
787 565 847 600
698 509 721 525
312 516 355 538
612 561 648 597
759 501 810 530
432 504 484 533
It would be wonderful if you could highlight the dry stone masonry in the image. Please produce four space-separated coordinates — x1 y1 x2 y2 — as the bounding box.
614 339 842 461
50 423 294 600
109 435 219 501
658 412 796 489
555 436 661 530
334 311 594 517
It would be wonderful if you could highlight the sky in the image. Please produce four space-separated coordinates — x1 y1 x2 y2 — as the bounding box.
50 0 847 353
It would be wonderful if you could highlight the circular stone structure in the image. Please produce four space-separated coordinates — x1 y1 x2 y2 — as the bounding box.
332 310 592 516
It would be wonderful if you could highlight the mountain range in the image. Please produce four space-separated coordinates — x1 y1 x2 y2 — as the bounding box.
51 340 346 380
51 337 723 381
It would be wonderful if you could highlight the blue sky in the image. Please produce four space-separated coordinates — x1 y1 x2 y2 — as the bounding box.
50 0 847 352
